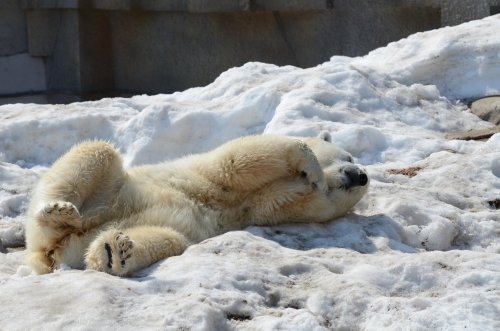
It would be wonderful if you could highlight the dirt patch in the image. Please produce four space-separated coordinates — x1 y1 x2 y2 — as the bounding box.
387 166 423 178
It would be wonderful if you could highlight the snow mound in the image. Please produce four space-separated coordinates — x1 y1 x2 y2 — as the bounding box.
353 15 500 99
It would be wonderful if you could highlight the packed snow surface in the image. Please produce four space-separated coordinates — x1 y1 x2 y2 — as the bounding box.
1 15 500 331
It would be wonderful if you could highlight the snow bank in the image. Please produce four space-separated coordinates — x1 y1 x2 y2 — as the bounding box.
353 15 500 100
0 15 499 331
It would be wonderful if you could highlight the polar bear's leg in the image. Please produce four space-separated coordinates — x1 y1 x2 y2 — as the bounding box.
30 140 124 230
26 141 125 274
203 135 327 193
85 226 189 276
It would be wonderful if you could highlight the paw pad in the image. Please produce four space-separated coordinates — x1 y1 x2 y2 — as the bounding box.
43 201 79 216
104 232 134 274
38 201 81 228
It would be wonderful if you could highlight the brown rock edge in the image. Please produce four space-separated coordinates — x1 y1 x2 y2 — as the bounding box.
446 127 500 141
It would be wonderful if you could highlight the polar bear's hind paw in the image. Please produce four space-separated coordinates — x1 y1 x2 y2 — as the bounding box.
103 233 133 269
114 232 134 268
86 230 135 276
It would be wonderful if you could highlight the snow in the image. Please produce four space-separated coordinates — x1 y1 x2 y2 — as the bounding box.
1 15 500 331
352 16 500 100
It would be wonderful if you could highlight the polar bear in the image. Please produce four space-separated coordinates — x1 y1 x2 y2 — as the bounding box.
25 133 368 276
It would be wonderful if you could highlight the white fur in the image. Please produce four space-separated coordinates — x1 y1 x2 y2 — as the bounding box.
25 135 369 276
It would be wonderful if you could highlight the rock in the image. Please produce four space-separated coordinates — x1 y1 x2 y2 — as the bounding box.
488 199 500 209
0 239 7 254
470 96 500 125
446 96 500 141
446 127 500 141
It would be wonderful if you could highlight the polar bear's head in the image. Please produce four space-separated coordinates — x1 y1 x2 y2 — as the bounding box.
301 131 369 219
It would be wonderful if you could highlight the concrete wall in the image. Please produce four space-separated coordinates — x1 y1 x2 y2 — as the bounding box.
1 0 499 104
105 7 439 94
0 0 46 101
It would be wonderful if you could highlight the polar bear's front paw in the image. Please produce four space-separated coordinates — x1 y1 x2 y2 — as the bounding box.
37 201 81 228
295 141 327 193
85 231 135 276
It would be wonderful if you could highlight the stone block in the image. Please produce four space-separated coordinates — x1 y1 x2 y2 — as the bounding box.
128 0 187 12
22 0 79 10
352 0 440 8
187 0 328 13
42 10 81 92
79 10 114 93
320 2 441 57
187 0 251 13
22 0 185 11
26 10 59 56
111 11 297 94
441 0 490 26
0 94 49 106
0 53 46 95
253 0 328 11
0 0 28 56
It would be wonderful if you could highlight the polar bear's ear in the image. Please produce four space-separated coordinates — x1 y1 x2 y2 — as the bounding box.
318 131 331 143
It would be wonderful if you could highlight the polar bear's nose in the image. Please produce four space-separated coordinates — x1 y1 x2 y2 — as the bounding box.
359 172 368 186
342 165 369 188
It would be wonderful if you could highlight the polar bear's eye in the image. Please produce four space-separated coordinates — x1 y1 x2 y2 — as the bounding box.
346 156 354 163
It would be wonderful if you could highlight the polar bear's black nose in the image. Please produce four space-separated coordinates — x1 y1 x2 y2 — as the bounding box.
359 172 368 186
342 165 368 188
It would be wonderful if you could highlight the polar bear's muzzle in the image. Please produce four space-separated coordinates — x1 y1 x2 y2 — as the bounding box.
340 165 368 189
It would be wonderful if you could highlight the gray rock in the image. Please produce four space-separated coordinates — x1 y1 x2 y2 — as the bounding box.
470 96 500 125
0 238 6 254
